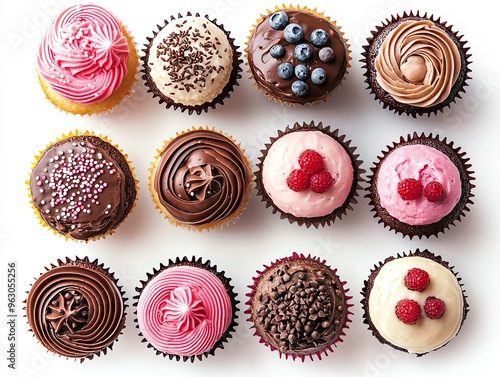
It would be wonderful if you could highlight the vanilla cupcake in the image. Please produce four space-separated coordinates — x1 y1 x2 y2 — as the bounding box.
149 127 252 231
28 130 138 242
37 3 139 115
141 12 242 114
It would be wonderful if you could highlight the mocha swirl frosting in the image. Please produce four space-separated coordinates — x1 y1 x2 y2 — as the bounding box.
136 264 233 357
375 20 461 108
152 129 250 227
37 4 129 104
25 257 125 361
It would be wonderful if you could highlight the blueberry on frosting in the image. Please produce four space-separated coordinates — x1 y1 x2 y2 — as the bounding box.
311 29 329 47
284 23 304 43
311 68 327 84
294 43 312 62
294 64 310 80
292 80 308 96
269 11 289 30
277 62 294 79
270 44 285 58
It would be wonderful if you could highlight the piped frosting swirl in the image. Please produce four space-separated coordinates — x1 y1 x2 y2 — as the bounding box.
37 4 129 104
374 20 461 108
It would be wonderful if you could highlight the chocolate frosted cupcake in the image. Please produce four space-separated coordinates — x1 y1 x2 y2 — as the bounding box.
361 11 471 117
37 3 139 115
28 131 138 242
141 12 242 114
255 121 363 228
246 253 352 360
149 127 252 231
366 132 474 239
25 257 127 362
246 5 350 106
134 256 239 362
361 249 468 356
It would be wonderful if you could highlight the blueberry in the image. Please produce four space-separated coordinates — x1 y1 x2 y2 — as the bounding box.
294 64 310 81
291 80 309 96
277 62 294 80
310 29 329 47
311 68 327 84
294 43 312 63
270 44 285 59
319 47 335 63
269 11 289 30
284 23 304 44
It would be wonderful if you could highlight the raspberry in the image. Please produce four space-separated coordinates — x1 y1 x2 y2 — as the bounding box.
298 149 325 176
287 169 309 192
397 178 423 200
309 171 334 193
424 181 444 202
395 299 421 325
404 268 430 291
424 296 445 319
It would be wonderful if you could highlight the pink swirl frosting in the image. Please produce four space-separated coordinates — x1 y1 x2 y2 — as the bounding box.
137 266 232 357
375 20 461 108
37 4 129 104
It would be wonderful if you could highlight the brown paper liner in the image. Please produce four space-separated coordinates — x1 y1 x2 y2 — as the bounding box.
27 130 139 242
360 11 472 117
245 4 351 107
360 249 469 356
366 132 475 239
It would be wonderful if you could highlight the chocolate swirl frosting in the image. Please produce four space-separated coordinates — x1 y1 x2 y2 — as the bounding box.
153 130 250 226
375 19 461 108
25 257 126 361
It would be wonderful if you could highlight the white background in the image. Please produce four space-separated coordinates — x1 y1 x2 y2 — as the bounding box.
1 0 499 376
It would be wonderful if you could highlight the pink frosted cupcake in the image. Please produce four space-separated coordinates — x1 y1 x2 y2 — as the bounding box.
255 121 363 228
366 132 475 238
246 253 352 361
134 256 238 362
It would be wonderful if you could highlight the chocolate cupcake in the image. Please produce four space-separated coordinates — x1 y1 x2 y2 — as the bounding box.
246 253 352 360
37 3 139 115
141 12 242 114
134 256 239 362
361 249 468 356
246 5 350 106
361 11 471 117
28 131 138 242
25 257 127 362
255 121 363 228
366 132 474 239
149 127 252 231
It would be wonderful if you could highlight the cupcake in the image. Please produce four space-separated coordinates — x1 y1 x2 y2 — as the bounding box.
255 121 363 228
361 249 468 356
246 5 350 106
149 127 252 231
361 11 471 117
25 256 127 362
141 12 242 114
134 256 239 362
37 3 139 115
28 130 138 242
246 253 352 361
366 132 475 239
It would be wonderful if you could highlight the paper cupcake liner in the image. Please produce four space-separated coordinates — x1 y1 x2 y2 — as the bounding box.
255 121 364 228
361 11 472 117
24 256 127 362
360 248 469 356
141 12 242 115
245 4 351 107
27 130 139 242
245 252 352 361
38 16 140 116
134 256 239 362
149 126 253 232
366 132 475 239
